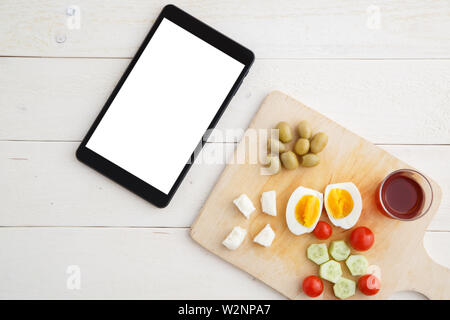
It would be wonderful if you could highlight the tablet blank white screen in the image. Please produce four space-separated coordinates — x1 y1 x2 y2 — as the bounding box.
86 18 244 194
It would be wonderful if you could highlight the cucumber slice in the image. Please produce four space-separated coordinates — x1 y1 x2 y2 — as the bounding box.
319 260 342 283
307 244 329 265
329 240 351 261
333 278 356 299
346 255 369 276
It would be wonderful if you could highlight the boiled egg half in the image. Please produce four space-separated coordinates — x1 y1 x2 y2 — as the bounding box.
324 182 362 229
286 186 323 235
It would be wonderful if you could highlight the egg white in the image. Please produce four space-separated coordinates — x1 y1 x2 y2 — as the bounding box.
324 182 362 229
286 186 323 235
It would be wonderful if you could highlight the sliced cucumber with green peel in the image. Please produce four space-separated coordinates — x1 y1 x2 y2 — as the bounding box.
333 278 356 299
346 255 369 276
329 240 351 261
319 260 342 283
307 243 329 265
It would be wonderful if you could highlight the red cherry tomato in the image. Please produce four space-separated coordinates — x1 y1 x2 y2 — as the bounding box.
302 275 324 297
313 221 332 240
358 274 381 296
350 226 374 251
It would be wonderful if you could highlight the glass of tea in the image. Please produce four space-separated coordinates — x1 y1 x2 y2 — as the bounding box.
377 169 433 221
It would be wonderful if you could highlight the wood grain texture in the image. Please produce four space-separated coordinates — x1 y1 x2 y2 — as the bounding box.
407 244 450 299
0 226 446 299
1 58 450 144
191 91 447 299
1 0 450 58
0 141 235 227
0 227 282 299
1 141 449 230
1 0 449 300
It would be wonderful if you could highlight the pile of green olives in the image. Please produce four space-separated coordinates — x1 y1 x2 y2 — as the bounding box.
267 120 328 172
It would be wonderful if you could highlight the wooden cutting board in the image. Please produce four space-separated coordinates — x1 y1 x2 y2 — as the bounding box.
191 91 449 300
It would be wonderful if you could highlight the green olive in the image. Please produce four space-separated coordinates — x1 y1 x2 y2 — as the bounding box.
301 153 320 167
297 120 312 139
276 121 293 143
267 138 286 154
294 138 310 156
280 151 299 170
261 155 281 175
310 132 328 154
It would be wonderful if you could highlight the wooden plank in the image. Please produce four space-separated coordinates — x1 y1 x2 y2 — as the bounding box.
0 141 235 228
1 141 449 230
190 91 447 299
1 58 450 144
0 226 445 299
0 58 129 141
1 1 450 58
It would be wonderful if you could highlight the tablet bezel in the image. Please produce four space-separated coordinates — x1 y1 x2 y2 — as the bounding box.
76 4 254 208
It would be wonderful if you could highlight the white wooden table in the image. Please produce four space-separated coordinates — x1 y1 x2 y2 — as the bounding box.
1 0 449 299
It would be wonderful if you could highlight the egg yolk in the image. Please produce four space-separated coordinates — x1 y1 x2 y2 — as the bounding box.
327 188 354 219
295 195 320 227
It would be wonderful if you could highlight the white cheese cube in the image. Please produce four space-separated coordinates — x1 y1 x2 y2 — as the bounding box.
233 194 255 219
260 190 277 216
253 224 275 247
222 226 247 250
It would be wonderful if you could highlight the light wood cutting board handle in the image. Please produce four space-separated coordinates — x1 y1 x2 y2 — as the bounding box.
408 246 450 300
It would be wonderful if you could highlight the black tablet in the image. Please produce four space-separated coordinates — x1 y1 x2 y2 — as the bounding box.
76 4 254 208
